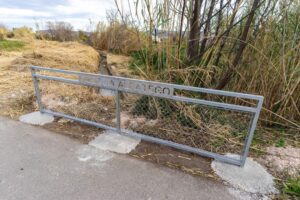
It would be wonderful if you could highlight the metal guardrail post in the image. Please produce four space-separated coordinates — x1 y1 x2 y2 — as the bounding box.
240 98 264 166
115 90 121 133
30 67 43 112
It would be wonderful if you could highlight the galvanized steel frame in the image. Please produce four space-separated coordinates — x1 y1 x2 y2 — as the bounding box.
30 65 264 167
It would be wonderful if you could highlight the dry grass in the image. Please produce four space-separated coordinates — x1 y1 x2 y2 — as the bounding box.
12 40 99 71
12 27 34 40
0 27 7 40
0 39 99 118
91 22 145 55
107 52 136 77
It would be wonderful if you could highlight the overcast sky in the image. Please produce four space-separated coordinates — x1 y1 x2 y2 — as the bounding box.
0 0 117 30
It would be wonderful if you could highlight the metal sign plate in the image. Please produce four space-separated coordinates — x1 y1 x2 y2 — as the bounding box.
79 74 174 97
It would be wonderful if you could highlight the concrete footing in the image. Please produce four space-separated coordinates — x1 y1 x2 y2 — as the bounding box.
89 130 141 154
212 154 277 194
19 111 54 126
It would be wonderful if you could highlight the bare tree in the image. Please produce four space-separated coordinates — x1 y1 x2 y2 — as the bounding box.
216 0 261 90
46 21 75 42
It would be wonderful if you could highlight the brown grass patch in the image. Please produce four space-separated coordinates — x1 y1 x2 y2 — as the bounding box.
0 39 99 118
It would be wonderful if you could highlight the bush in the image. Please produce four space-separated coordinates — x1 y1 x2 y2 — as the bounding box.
90 21 144 55
6 31 14 38
12 27 34 39
46 21 77 42
78 31 89 43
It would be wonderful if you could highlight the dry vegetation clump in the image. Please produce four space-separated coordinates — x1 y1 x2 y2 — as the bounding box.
12 40 99 72
116 0 299 133
107 53 135 77
90 21 145 55
118 95 251 155
0 91 36 119
0 39 100 119
10 27 35 41
37 81 117 127
0 24 7 40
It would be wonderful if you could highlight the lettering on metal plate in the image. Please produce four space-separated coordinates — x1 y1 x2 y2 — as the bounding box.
79 74 174 97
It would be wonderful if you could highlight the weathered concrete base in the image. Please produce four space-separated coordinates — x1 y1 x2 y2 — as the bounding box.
89 130 141 154
212 154 277 194
19 111 54 126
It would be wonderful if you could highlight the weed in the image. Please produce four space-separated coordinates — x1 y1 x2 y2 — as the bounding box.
276 138 286 147
0 40 26 51
283 177 300 198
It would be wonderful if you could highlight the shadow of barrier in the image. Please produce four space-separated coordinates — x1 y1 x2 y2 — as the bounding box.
30 65 264 167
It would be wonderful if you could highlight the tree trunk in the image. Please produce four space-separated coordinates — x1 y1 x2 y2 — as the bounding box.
199 0 215 59
216 0 261 90
177 0 187 66
187 0 202 61
215 0 223 36
204 0 223 66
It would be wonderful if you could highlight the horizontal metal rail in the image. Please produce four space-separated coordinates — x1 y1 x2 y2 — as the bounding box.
42 109 242 166
33 74 258 113
31 65 263 101
31 66 264 167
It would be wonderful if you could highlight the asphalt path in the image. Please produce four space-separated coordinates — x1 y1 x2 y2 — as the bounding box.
0 117 236 200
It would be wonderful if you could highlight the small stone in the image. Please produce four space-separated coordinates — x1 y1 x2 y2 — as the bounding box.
58 118 72 124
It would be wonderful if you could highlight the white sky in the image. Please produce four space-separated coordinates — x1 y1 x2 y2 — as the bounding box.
0 0 117 30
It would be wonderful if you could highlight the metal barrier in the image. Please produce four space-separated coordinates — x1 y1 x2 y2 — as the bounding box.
30 65 264 167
